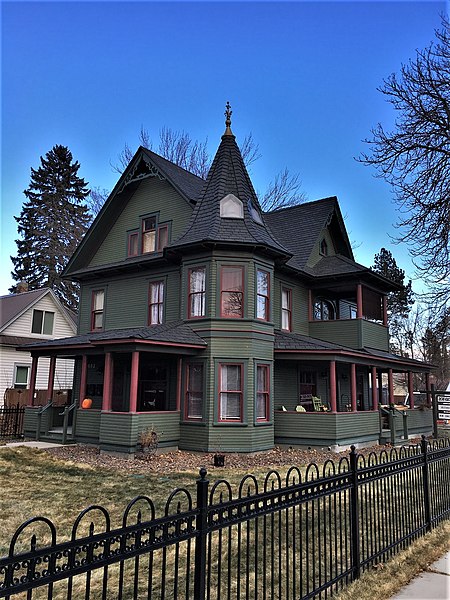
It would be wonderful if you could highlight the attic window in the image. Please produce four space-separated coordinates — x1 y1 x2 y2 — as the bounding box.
320 239 328 256
220 194 244 219
248 199 263 225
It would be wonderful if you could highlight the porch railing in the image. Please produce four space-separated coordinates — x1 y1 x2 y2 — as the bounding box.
36 400 53 441
59 401 77 444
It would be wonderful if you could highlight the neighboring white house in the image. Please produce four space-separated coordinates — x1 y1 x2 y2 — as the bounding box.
0 287 76 404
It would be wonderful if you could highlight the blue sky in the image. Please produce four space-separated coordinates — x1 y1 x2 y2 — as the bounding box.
1 1 446 296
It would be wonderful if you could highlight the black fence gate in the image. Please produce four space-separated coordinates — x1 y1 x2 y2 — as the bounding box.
0 404 24 439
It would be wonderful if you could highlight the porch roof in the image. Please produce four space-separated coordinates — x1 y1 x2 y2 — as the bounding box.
20 321 207 353
274 330 433 371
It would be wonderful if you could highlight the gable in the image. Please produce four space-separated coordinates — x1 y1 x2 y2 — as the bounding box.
89 177 193 268
307 211 352 268
2 292 76 339
65 148 203 276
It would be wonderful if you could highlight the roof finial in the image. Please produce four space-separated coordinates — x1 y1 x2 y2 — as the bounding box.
224 101 233 135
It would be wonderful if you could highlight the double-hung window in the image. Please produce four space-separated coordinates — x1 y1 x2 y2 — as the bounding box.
185 363 203 419
219 364 243 421
220 266 243 318
281 288 292 331
91 290 104 331
149 281 164 325
142 217 157 253
256 364 270 421
256 269 270 321
128 232 139 257
14 365 30 389
31 310 54 335
188 267 206 318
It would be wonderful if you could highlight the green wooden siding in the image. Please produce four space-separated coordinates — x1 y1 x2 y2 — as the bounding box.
307 227 335 267
23 407 41 438
89 178 191 268
309 319 389 351
76 409 101 443
273 275 309 334
361 320 389 351
274 411 380 446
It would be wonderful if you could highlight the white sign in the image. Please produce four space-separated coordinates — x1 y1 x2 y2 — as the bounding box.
439 413 450 420
437 395 450 403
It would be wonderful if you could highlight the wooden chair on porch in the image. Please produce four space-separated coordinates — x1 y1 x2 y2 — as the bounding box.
312 396 329 412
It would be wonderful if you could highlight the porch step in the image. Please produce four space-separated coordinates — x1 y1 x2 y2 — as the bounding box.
41 427 75 444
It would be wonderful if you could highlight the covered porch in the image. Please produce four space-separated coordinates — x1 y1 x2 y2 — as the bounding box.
22 323 207 453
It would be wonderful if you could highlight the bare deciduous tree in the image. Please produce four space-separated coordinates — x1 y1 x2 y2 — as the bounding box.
359 17 450 302
261 167 307 212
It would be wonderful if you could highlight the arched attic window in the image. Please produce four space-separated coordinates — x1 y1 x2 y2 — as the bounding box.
220 194 244 219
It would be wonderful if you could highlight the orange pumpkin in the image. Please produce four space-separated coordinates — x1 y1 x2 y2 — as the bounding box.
81 398 93 409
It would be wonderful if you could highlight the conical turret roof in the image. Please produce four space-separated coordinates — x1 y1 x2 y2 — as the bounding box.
169 105 290 259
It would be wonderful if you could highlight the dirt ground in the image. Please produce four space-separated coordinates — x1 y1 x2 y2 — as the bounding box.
44 440 422 475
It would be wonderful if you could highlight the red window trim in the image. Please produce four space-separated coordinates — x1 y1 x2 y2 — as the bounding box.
281 287 292 331
220 265 244 319
127 231 139 257
157 224 169 252
256 269 270 321
148 280 164 325
256 363 270 421
218 363 244 422
91 289 105 332
184 363 204 420
188 266 206 319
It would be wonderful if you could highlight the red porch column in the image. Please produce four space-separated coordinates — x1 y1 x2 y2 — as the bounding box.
408 371 415 410
329 361 337 412
371 367 378 411
79 355 88 406
378 372 384 404
356 284 363 319
425 373 431 407
102 352 113 411
350 363 357 412
388 369 394 404
129 351 140 413
47 356 56 402
176 358 182 411
308 289 313 321
382 295 388 327
29 356 38 406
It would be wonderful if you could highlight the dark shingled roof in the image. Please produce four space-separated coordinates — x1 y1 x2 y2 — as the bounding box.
21 321 207 350
141 147 204 203
274 330 433 369
0 289 48 330
264 198 341 272
170 131 290 258
0 335 45 347
306 254 368 277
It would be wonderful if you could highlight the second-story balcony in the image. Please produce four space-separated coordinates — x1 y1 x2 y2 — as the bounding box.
309 318 389 351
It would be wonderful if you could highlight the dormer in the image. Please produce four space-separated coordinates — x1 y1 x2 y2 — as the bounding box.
220 194 244 219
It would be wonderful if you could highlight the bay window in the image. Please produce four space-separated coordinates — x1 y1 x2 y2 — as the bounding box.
188 267 206 318
219 364 243 421
220 266 243 318
148 281 164 325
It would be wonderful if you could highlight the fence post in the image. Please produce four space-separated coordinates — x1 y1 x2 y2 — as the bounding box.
194 467 209 600
421 435 432 532
431 384 438 439
389 407 396 445
403 411 408 440
349 446 361 580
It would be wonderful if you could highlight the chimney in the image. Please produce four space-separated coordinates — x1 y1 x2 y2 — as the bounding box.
16 281 29 294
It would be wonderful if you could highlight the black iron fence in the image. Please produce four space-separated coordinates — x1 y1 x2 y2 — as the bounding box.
0 404 25 439
0 436 449 599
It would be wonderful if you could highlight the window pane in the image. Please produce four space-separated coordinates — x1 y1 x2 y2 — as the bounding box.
143 231 156 253
282 289 289 310
187 364 203 419
256 394 267 419
31 310 43 334
94 312 103 329
157 226 168 251
190 293 205 317
222 292 243 317
93 291 104 311
222 267 243 291
221 393 241 419
15 366 29 385
257 296 267 320
129 233 138 256
190 268 206 293
257 270 269 295
282 310 290 331
222 365 241 391
43 312 54 335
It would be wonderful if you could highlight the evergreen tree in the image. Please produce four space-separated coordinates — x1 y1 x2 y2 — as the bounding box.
372 248 414 353
10 145 90 310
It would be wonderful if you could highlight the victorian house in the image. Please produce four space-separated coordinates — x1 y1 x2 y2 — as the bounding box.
22 107 433 452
